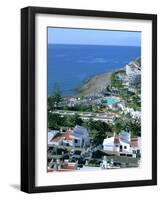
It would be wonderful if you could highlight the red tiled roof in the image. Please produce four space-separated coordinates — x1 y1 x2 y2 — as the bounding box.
130 138 139 148
51 132 62 143
51 131 73 143
63 131 73 140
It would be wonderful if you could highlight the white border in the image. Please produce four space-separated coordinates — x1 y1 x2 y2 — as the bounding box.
35 14 152 186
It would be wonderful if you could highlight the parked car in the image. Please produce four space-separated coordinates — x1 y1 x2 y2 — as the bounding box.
88 159 102 166
70 149 82 156
71 154 81 160
113 161 122 167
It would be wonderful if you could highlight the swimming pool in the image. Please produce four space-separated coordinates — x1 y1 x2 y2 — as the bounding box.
96 97 120 105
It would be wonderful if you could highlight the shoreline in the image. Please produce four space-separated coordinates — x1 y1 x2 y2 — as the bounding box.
74 67 125 97
48 67 125 98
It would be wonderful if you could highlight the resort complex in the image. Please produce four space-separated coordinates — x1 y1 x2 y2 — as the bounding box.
47 57 141 172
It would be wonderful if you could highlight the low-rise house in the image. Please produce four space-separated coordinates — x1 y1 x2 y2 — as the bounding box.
48 130 59 144
49 125 90 148
72 125 90 148
124 107 141 121
103 131 130 153
103 131 141 158
126 107 134 113
128 87 136 93
117 102 126 111
130 110 141 121
130 137 141 158
108 103 117 110
121 106 140 117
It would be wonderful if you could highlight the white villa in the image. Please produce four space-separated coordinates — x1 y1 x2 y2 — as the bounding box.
48 125 90 148
130 110 141 121
125 107 141 121
117 103 141 122
103 131 141 158
126 62 141 87
72 125 90 147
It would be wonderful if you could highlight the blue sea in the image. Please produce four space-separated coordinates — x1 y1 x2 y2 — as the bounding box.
48 44 141 96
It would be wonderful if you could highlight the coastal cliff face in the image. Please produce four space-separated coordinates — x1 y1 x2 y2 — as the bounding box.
78 72 112 97
77 57 141 97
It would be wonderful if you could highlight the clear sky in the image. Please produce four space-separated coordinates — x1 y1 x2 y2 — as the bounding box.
48 27 141 46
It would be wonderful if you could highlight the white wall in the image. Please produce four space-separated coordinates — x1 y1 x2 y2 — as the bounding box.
0 0 160 199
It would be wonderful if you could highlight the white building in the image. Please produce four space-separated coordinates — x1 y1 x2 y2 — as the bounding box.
72 125 90 148
126 63 141 87
103 131 141 157
49 125 90 148
103 131 130 153
131 110 141 121
124 107 141 121
130 137 141 158
117 103 125 111
48 130 59 144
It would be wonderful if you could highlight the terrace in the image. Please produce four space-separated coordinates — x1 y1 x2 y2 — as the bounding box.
51 109 115 123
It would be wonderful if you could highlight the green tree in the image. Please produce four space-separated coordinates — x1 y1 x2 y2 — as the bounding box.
91 130 106 146
65 114 83 127
127 95 141 111
51 83 62 104
111 73 123 89
135 84 141 96
86 120 112 145
130 121 141 136
112 120 123 134
48 113 63 129
48 83 62 111
112 117 141 137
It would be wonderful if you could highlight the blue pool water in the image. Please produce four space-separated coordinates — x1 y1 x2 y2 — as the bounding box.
96 97 120 105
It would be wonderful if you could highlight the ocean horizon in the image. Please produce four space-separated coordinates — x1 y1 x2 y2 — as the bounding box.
48 44 141 96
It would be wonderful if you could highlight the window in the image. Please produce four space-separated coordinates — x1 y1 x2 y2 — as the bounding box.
75 139 78 143
124 146 127 149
